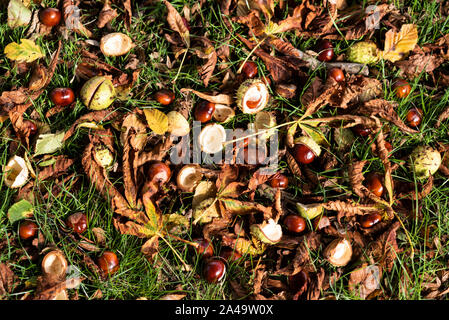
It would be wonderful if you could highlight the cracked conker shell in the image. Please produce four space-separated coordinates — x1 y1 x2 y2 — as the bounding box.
250 219 283 244
324 238 352 267
80 76 115 110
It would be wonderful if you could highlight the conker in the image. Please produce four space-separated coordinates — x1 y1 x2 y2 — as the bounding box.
50 88 75 107
154 90 175 105
293 143 316 164
364 173 384 197
241 61 258 79
97 251 120 275
23 120 38 136
193 238 214 258
385 141 393 154
148 161 171 184
66 212 88 234
288 270 308 291
270 174 289 189
317 40 334 62
284 215 306 234
203 259 226 283
352 125 371 137
19 220 38 240
220 248 242 262
194 100 215 123
328 68 344 82
392 79 411 98
360 212 382 228
39 8 61 27
406 108 422 127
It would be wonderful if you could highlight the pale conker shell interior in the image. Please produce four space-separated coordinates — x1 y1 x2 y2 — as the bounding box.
42 250 68 278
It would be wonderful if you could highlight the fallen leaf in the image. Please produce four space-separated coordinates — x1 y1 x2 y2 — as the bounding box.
4 39 44 63
381 24 418 62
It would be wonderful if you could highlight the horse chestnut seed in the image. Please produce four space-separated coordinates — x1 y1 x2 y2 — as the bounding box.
364 173 384 197
39 8 61 27
241 61 258 79
203 259 226 283
284 215 306 234
352 125 371 137
293 144 316 164
392 79 411 98
270 174 289 189
50 88 75 107
66 212 88 234
19 220 38 240
329 68 345 82
23 120 38 136
97 251 120 275
194 101 215 123
317 40 334 62
154 90 175 105
148 161 171 184
193 238 214 258
360 212 382 228
220 248 242 262
406 108 422 127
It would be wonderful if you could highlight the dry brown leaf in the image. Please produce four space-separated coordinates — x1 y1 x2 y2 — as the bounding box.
356 99 418 134
62 0 93 38
97 0 118 28
0 263 17 296
194 37 217 87
164 0 190 47
37 156 74 181
348 264 381 299
180 88 233 105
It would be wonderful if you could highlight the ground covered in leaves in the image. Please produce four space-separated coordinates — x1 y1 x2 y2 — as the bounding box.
2 0 449 300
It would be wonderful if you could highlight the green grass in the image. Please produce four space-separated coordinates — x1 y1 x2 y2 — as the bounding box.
1 0 449 300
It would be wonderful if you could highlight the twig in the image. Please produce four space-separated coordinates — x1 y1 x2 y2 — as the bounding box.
268 38 369 76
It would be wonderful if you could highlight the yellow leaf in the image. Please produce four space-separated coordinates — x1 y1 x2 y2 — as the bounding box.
143 108 169 135
4 39 44 63
381 24 418 63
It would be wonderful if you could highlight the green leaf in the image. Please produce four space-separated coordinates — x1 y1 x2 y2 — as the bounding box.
7 199 33 223
34 132 65 157
4 39 44 63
